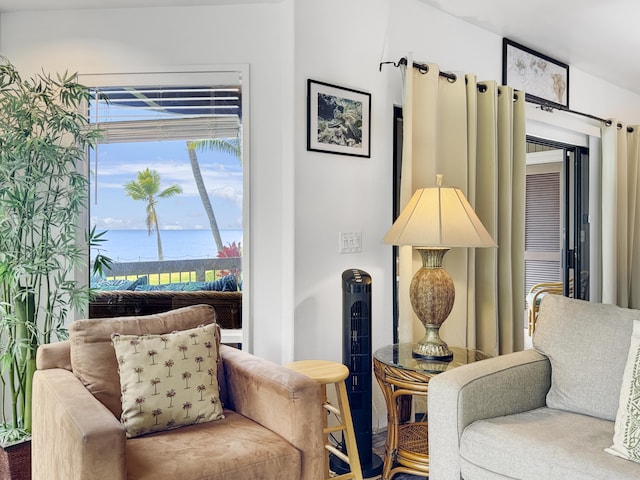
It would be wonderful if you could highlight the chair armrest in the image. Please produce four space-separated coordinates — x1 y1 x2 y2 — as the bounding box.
220 345 324 480
427 349 550 480
36 340 72 371
32 369 126 480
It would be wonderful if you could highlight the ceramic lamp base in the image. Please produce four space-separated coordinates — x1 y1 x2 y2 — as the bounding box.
409 248 455 361
413 325 454 360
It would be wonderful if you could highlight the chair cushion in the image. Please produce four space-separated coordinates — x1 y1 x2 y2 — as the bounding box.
460 407 640 479
112 323 224 438
607 319 640 462
533 295 637 420
126 410 302 480
69 305 219 418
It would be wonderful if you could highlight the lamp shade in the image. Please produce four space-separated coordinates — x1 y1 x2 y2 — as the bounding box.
384 185 496 248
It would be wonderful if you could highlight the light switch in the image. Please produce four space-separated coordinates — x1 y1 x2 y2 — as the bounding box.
339 232 362 254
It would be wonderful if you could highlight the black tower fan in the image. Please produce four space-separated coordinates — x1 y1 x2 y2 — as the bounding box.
330 269 383 477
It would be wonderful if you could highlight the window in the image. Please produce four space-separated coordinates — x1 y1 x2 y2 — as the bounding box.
82 70 246 301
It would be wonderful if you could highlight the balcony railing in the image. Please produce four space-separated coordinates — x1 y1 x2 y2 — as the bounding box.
99 257 242 285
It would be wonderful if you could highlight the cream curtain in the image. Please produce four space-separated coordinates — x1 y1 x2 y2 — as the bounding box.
600 123 640 308
398 59 526 356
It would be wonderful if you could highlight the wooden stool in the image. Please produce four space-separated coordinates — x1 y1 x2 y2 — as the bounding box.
285 360 363 480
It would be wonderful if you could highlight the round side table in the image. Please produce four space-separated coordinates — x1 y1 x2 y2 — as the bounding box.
373 344 490 480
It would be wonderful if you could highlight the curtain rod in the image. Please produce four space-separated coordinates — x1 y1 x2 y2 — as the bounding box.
525 97 625 130
379 57 457 81
379 57 631 132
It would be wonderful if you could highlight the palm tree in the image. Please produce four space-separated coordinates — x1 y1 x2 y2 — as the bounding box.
152 408 163 425
182 401 192 419
197 384 207 401
134 366 144 383
124 168 182 261
166 388 176 408
164 359 175 377
194 355 204 372
135 396 146 414
130 338 141 353
186 138 240 252
182 371 192 389
147 349 158 365
150 377 161 395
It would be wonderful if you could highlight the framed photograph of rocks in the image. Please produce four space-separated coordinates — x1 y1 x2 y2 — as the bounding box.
307 79 371 157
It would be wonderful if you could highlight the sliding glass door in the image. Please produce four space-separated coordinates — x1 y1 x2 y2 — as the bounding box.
526 137 589 302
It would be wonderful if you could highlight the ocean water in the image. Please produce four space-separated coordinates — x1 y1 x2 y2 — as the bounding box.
92 229 243 262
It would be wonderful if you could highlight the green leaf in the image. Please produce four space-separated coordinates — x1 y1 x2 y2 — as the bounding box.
0 57 101 435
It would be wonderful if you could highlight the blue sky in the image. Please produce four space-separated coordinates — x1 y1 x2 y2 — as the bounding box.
89 140 242 232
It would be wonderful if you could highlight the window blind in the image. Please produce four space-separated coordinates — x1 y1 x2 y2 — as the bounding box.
524 171 562 295
525 172 561 252
88 84 241 143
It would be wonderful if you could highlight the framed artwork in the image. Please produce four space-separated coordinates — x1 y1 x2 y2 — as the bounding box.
503 38 569 109
307 79 371 157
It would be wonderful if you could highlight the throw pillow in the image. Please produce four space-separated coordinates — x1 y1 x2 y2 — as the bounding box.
69 305 219 419
111 323 224 438
606 319 640 463
92 278 135 291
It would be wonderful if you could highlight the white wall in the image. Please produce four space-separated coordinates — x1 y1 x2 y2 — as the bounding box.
4 0 640 430
294 0 640 359
292 0 394 363
0 3 293 362
291 0 640 427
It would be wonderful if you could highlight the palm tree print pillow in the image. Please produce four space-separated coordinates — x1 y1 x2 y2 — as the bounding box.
606 319 640 462
112 323 224 438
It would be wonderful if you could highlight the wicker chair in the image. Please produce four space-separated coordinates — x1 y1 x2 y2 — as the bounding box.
526 280 570 334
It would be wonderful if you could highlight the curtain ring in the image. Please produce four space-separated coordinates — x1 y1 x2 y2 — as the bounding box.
416 63 429 74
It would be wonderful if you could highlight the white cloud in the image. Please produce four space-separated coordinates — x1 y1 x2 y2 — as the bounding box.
97 163 242 199
210 185 243 205
91 216 145 230
163 223 184 230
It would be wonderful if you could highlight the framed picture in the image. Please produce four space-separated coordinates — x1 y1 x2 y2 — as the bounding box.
502 38 569 109
307 79 371 157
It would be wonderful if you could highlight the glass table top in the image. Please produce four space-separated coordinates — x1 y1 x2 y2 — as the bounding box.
374 343 491 375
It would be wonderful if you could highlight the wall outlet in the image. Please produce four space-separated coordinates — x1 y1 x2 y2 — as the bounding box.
339 232 362 254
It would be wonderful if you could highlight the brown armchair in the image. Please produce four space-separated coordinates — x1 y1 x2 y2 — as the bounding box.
32 305 324 480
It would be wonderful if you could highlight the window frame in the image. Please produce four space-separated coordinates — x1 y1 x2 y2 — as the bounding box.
77 65 251 348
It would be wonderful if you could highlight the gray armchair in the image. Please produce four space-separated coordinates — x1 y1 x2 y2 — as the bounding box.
427 294 640 480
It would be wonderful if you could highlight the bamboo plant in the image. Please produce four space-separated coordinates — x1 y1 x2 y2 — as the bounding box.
0 58 110 443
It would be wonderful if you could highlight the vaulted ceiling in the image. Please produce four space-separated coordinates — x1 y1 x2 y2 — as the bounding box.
0 0 277 9
418 0 640 97
0 0 637 96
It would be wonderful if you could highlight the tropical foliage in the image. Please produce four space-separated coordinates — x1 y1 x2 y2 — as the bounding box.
216 241 242 279
217 241 242 259
186 138 241 253
0 58 110 443
124 168 183 261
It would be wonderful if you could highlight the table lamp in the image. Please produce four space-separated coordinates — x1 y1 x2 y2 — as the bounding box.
384 175 496 360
